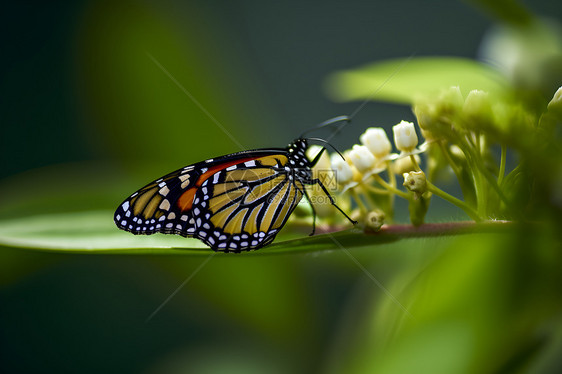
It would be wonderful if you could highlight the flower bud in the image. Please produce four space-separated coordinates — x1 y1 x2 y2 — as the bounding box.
359 127 392 158
435 86 464 118
349 144 376 174
364 210 385 232
331 154 354 185
547 86 562 118
403 170 427 195
393 120 419 153
462 89 493 129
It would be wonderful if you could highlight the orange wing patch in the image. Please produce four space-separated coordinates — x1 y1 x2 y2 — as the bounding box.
176 155 288 213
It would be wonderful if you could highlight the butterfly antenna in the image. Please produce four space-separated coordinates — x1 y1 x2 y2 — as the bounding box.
300 115 351 138
305 137 345 161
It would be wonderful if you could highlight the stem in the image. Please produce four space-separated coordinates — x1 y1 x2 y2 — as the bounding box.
359 186 379 209
362 183 390 195
426 180 482 222
287 220 516 245
387 160 396 221
465 143 510 207
410 154 421 171
498 144 507 186
462 143 487 215
349 188 368 214
373 174 411 200
438 141 461 176
373 220 513 237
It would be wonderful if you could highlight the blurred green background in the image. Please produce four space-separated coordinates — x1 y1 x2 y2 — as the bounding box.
1 1 562 373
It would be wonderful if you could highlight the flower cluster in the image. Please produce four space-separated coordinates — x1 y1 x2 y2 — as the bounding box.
303 85 562 230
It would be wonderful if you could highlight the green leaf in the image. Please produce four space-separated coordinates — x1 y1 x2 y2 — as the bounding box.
0 210 398 255
0 211 516 256
324 57 509 105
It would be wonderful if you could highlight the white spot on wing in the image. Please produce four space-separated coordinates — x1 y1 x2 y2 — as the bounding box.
159 199 170 211
160 186 170 196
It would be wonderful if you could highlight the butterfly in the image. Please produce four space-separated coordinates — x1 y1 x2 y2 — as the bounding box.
114 118 355 252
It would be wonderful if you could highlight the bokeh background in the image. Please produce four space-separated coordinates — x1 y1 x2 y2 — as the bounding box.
1 1 562 373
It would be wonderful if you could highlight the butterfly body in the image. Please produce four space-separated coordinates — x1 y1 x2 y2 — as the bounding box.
115 138 337 253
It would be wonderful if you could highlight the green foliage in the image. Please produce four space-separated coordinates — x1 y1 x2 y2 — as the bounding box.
325 57 509 105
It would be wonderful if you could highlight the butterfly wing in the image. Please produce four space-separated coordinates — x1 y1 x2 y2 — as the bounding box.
114 149 305 252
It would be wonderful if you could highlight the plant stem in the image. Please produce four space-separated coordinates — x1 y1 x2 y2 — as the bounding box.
373 174 411 200
359 186 379 209
438 140 461 176
455 137 486 215
458 135 510 207
362 183 390 195
426 180 482 222
387 160 396 221
498 144 507 186
410 155 422 171
349 188 368 214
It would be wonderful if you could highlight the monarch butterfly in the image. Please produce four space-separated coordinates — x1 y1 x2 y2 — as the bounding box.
114 117 356 252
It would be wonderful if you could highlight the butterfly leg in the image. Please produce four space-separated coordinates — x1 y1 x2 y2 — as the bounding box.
310 178 358 225
299 185 317 236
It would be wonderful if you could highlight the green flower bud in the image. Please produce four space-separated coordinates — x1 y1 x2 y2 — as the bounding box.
364 210 385 232
413 88 462 139
462 89 494 130
403 170 427 195
435 86 464 119
413 99 437 138
536 86 562 151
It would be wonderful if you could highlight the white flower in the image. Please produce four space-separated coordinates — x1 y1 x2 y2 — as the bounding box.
331 154 354 185
349 145 376 173
360 127 391 158
393 120 419 153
